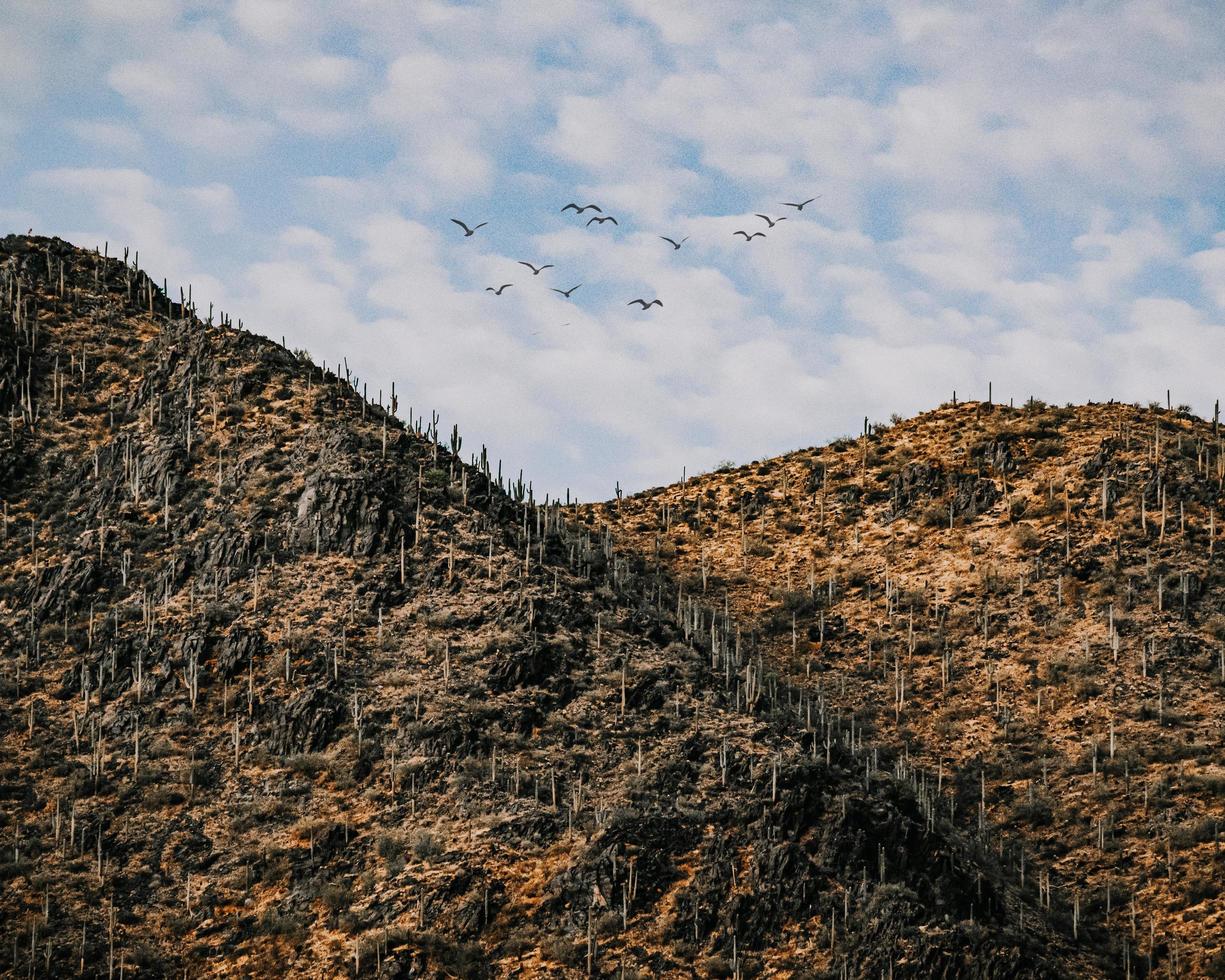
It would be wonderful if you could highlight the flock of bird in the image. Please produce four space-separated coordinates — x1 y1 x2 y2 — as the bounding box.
450 194 820 312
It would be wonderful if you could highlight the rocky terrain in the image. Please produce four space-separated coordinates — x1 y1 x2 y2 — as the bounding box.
0 233 1212 977
582 397 1225 978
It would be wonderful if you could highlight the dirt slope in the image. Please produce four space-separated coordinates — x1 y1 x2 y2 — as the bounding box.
582 397 1225 978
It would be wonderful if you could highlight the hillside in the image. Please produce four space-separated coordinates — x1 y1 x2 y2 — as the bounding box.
581 398 1225 977
0 233 1168 978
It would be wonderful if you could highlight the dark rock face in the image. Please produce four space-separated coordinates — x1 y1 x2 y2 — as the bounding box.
887 461 944 519
486 640 570 691
26 556 100 619
886 461 1000 521
1081 438 1118 479
266 685 346 755
0 318 17 415
292 466 403 557
216 626 266 677
972 438 1017 474
951 472 1001 518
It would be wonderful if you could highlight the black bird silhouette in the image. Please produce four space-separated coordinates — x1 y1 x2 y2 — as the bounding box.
586 215 618 226
659 236 689 250
734 230 766 241
551 284 582 298
561 203 602 214
450 218 488 236
518 261 554 275
485 284 513 295
780 196 820 210
755 213 787 228
628 299 662 309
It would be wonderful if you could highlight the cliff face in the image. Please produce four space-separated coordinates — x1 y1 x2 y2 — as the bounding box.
0 234 1133 977
582 398 1225 977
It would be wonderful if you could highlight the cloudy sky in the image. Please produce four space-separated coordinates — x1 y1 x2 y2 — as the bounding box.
3 1 1224 499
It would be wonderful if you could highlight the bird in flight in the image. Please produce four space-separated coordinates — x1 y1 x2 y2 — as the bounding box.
628 299 662 309
451 218 488 236
586 215 618 226
660 236 689 250
734 230 766 241
552 284 581 298
518 261 554 275
561 203 602 214
780 196 820 210
485 284 513 295
755 214 787 228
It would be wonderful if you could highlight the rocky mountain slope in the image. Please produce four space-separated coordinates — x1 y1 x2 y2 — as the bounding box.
0 233 1178 977
581 398 1225 978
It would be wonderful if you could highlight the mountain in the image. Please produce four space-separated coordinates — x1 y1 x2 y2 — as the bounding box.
580 397 1225 978
0 233 1178 977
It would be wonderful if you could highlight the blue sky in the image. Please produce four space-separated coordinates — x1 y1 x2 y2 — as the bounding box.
3 1 1225 500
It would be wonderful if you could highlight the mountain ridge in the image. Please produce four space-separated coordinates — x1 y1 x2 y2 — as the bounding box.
579 393 1225 978
1 233 1211 976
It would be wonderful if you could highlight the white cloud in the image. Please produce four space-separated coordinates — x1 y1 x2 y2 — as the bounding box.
182 183 240 234
896 209 1021 294
6 0 1225 496
1110 299 1225 406
1189 233 1225 312
22 167 230 306
232 0 307 45
1072 214 1175 305
1175 77 1225 167
545 93 668 174
67 119 145 155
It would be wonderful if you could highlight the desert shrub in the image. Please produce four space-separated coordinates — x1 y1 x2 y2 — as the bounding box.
410 829 443 862
1041 653 1069 686
320 881 352 918
1071 674 1102 700
142 785 186 807
842 561 873 588
1190 772 1225 796
1011 795 1053 826
895 587 928 612
285 753 329 777
541 934 584 966
918 501 947 527
702 955 735 978
1011 524 1041 550
1184 876 1221 905
1169 816 1218 849
376 832 404 872
594 911 622 936
776 590 815 614
260 908 306 941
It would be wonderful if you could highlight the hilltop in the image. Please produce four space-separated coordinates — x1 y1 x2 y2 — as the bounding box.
581 397 1225 977
0 233 1198 977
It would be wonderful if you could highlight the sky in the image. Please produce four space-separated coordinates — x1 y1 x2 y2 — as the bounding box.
2 1 1224 500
